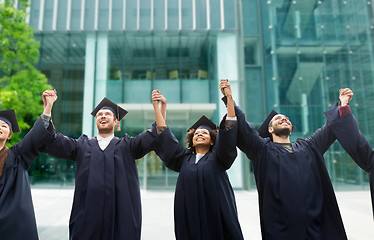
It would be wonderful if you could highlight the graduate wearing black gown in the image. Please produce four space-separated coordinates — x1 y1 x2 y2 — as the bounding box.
151 86 244 240
42 96 165 240
324 88 374 217
0 90 57 240
221 80 350 240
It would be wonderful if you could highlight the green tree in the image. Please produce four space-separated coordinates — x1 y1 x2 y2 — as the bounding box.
0 0 52 146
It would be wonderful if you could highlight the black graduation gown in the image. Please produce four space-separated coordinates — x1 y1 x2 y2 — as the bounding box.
234 106 347 240
0 117 53 240
154 120 244 240
325 106 374 218
42 123 160 240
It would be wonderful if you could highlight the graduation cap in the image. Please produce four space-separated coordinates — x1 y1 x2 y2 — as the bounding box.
0 109 20 133
258 110 296 138
187 115 217 132
91 97 128 131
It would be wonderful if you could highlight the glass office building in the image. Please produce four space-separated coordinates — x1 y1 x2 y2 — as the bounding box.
25 0 374 190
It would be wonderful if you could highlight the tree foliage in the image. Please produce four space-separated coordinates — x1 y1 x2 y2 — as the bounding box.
0 0 52 146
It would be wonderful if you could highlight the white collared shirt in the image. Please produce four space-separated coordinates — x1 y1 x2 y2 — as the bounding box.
96 134 114 150
226 116 237 121
195 153 205 164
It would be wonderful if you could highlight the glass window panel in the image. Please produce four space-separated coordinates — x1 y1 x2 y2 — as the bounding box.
181 79 209 102
209 0 220 29
84 0 95 30
125 0 137 30
98 0 109 30
29 0 41 29
31 33 86 186
224 0 235 30
245 39 259 65
245 67 263 125
242 0 258 35
195 0 207 29
56 0 68 31
153 0 165 30
70 0 82 31
181 0 192 29
43 0 54 31
167 0 178 30
139 0 151 30
112 0 124 30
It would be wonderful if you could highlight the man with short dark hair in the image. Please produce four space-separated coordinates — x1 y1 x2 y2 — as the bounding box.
41 94 167 240
220 79 353 240
0 90 57 240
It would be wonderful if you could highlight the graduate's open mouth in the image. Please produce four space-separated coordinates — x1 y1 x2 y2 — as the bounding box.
100 120 108 124
279 121 289 126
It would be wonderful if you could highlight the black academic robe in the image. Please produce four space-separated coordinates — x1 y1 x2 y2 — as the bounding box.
42 123 160 240
154 121 244 240
233 106 347 240
325 106 374 218
0 117 52 240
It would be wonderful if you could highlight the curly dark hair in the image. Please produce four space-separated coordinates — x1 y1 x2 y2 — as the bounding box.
185 128 218 153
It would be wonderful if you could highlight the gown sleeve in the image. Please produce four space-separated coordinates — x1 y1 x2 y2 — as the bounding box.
41 119 78 161
303 106 338 154
129 122 160 159
325 105 374 218
14 115 55 168
153 127 188 172
324 106 373 173
215 116 238 170
234 106 265 161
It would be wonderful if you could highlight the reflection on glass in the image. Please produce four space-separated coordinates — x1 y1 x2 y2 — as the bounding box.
258 1 374 189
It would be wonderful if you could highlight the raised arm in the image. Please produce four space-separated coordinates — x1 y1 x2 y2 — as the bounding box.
325 89 374 217
215 80 238 169
39 90 79 161
153 128 188 172
159 92 167 121
219 81 265 161
306 88 353 154
149 89 187 171
15 90 58 168
42 132 79 161
303 123 336 154
42 89 57 116
220 79 235 118
328 108 373 172
152 89 167 127
129 90 167 159
325 88 372 171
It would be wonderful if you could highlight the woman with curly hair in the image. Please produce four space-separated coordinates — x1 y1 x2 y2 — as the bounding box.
151 80 243 240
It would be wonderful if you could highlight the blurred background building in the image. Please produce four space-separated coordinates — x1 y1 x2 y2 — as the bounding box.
25 0 374 190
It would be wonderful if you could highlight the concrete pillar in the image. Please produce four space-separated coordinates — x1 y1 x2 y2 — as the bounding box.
82 33 96 137
82 33 108 137
216 32 243 189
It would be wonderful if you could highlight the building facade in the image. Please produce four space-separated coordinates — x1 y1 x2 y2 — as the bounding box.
26 0 374 190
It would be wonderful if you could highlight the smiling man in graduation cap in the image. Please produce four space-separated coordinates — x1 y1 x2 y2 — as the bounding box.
220 80 354 240
0 90 57 240
41 95 167 240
